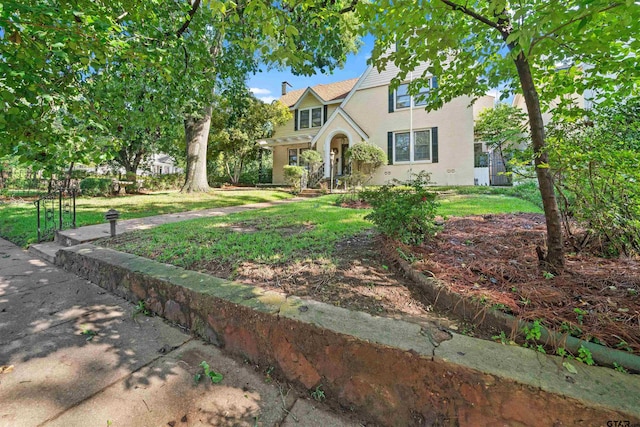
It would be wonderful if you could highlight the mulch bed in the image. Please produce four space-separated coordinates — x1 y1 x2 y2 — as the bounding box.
405 213 640 354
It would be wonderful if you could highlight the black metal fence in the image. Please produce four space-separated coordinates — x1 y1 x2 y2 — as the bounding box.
488 151 512 186
474 151 512 186
35 189 77 242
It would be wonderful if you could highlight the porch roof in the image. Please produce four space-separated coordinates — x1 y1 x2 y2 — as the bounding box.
258 133 316 147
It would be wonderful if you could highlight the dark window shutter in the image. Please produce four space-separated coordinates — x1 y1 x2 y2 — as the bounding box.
430 76 438 89
387 132 394 165
431 127 438 163
388 87 394 113
323 105 328 124
294 109 298 131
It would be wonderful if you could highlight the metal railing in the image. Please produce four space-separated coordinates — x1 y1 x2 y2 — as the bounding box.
35 188 77 242
307 163 325 189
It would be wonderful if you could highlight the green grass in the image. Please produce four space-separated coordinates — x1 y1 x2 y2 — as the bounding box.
0 190 292 247
105 195 371 268
432 181 543 209
105 192 541 270
437 194 542 217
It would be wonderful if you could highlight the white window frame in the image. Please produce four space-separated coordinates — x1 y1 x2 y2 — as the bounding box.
394 80 432 110
393 128 432 163
298 107 323 129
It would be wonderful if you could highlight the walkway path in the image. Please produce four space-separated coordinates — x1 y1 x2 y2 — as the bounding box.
29 197 305 262
0 237 361 426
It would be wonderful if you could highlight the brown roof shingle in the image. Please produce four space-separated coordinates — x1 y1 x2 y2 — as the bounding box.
280 78 359 107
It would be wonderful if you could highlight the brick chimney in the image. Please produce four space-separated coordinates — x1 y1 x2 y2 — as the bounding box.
281 81 292 96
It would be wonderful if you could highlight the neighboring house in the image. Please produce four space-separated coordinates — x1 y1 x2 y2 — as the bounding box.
145 153 182 176
92 153 182 176
261 61 494 187
471 95 499 186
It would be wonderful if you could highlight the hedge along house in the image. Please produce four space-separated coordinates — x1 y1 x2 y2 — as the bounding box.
260 59 493 187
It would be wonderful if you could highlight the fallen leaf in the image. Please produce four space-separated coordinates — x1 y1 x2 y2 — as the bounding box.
0 365 14 374
563 361 578 374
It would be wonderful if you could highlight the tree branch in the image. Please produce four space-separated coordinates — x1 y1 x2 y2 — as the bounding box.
182 45 189 71
176 0 201 38
529 2 623 53
437 0 502 32
339 0 358 14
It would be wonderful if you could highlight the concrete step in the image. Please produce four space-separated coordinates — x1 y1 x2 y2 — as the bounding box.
299 189 324 198
28 242 61 264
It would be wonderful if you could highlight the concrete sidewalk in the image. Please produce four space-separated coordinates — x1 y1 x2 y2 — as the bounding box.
0 238 362 426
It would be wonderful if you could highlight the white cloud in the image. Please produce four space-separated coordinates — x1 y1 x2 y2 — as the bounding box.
258 96 277 103
250 87 271 95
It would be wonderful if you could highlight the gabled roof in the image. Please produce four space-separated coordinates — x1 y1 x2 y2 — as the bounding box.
280 78 359 108
310 107 369 147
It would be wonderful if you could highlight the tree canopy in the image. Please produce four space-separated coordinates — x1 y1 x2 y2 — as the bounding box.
209 92 290 184
2 0 361 183
357 0 640 270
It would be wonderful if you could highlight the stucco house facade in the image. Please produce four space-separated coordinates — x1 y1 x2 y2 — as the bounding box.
261 61 494 187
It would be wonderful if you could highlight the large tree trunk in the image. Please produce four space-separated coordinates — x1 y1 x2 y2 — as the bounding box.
182 106 212 192
513 53 565 272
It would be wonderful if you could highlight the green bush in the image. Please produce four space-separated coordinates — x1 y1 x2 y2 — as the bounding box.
345 142 387 186
283 165 306 193
360 171 439 245
548 106 640 256
80 178 114 197
143 173 185 191
299 150 323 171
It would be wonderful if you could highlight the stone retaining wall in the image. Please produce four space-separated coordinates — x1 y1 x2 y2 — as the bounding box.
56 244 640 426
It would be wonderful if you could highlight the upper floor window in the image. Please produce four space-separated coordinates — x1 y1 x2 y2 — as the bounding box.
299 107 323 129
390 77 437 112
395 82 432 110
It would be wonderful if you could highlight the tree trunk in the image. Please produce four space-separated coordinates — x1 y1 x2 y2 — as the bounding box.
513 53 565 271
182 106 212 192
63 162 74 191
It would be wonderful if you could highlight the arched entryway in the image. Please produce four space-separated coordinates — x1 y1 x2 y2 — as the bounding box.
323 130 352 178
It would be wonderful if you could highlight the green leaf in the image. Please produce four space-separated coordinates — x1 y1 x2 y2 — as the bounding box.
285 25 299 37
563 361 578 374
207 371 224 384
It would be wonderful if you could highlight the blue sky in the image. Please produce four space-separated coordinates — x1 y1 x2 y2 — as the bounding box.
247 35 375 103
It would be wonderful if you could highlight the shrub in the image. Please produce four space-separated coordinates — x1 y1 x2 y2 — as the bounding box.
143 173 185 191
345 142 387 186
361 171 439 245
283 165 306 193
299 150 323 171
547 102 640 256
80 178 114 197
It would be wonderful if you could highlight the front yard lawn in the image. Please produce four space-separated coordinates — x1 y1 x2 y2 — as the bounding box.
102 192 542 318
437 193 542 217
0 190 292 247
102 191 639 364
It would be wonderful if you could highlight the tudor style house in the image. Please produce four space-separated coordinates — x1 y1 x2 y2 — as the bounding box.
261 61 493 186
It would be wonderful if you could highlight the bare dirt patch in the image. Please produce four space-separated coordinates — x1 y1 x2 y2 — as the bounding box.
405 213 640 354
191 230 461 330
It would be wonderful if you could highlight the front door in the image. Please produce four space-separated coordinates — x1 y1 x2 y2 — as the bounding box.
341 143 349 175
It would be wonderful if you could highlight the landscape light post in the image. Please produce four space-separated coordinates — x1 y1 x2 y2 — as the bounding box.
330 150 335 193
105 209 120 237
